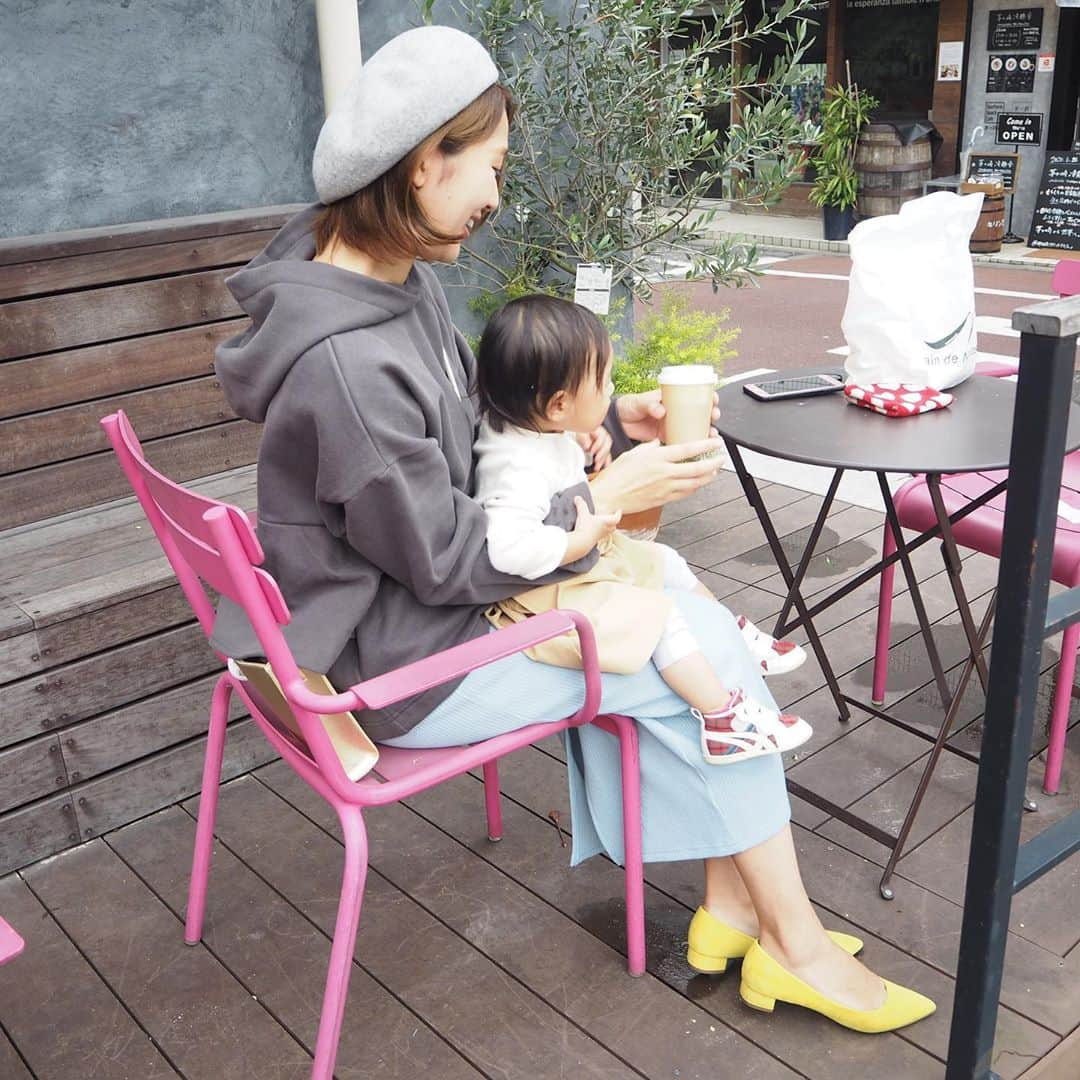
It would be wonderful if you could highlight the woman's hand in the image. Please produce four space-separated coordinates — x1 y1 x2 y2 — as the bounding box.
615 389 721 443
587 438 723 515
575 426 614 471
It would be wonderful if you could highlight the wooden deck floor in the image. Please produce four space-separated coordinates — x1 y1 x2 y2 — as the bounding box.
2 472 1079 1079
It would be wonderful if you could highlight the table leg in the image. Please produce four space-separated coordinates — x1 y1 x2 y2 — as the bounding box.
725 440 851 721
772 468 845 637
878 592 997 899
879 474 954 709
927 474 992 696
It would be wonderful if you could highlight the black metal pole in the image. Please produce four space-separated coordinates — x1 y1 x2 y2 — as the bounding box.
946 308 1079 1078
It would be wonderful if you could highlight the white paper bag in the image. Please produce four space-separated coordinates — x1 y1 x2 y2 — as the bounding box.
842 191 983 390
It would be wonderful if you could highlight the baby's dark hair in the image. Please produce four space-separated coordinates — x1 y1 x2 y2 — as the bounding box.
475 294 610 432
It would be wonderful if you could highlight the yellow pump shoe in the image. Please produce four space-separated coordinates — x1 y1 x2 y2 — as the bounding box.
686 907 864 975
739 941 936 1032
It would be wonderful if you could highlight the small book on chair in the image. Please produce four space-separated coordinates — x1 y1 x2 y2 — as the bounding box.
233 661 380 782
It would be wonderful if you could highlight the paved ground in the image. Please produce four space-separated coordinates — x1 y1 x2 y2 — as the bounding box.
637 252 1057 382
2 465 1079 1078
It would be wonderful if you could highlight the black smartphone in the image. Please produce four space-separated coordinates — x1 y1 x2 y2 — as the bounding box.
742 373 845 402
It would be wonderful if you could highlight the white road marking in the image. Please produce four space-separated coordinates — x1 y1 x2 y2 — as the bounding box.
975 315 1020 338
759 268 850 282
759 267 1055 302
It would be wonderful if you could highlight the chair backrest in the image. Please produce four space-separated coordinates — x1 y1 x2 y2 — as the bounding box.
1052 260 1080 299
101 409 367 791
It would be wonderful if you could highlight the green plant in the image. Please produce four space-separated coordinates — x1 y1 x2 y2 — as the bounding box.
612 291 739 394
808 81 878 211
423 0 817 301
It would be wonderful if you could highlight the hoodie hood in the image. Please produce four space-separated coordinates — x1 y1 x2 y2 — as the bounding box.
215 204 425 421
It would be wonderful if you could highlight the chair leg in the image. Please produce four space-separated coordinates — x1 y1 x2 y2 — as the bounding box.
606 714 646 977
1044 623 1080 795
872 523 898 706
312 805 369 1080
482 760 503 842
185 674 232 945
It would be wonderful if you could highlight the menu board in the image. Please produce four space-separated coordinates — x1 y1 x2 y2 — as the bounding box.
986 53 1037 93
1028 152 1080 251
987 9 1043 51
966 153 1020 193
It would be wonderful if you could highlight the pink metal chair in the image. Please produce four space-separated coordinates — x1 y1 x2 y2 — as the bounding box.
1052 259 1080 300
873 261 1080 797
0 917 24 965
101 410 646 1080
873 462 1080 796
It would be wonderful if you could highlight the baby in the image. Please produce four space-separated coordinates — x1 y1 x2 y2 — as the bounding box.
473 294 811 764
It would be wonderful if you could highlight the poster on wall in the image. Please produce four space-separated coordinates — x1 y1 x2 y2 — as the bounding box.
987 9 1043 51
986 53 1037 93
937 41 963 81
1028 152 1080 251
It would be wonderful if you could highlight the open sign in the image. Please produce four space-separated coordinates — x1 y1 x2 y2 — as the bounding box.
996 112 1043 145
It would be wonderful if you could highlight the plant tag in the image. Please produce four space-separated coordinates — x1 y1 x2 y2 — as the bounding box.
574 263 612 315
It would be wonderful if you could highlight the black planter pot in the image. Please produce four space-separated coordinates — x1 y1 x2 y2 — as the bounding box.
822 205 855 241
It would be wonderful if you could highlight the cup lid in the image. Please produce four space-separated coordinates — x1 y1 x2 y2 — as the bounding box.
658 365 718 385
656 367 717 388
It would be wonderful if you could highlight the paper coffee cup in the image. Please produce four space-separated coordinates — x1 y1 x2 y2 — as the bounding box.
659 365 717 447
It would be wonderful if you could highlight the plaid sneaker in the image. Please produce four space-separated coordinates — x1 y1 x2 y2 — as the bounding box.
737 615 807 676
694 689 812 765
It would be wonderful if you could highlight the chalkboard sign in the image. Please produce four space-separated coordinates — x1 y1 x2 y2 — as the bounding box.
996 112 1042 145
986 53 1037 93
967 152 1020 193
1028 152 1080 251
988 9 1043 51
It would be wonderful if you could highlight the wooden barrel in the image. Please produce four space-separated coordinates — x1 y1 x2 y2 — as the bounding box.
855 124 933 218
961 179 1005 253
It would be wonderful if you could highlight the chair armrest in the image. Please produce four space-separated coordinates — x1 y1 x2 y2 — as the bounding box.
282 609 601 725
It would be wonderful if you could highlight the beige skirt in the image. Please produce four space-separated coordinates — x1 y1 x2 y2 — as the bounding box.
486 533 673 674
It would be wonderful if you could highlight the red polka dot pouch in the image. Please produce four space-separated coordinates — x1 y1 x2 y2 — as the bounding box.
843 382 954 418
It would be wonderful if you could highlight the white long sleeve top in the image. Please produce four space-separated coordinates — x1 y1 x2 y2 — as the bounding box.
473 418 586 579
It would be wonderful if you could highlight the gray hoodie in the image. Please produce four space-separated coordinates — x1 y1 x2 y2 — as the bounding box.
211 205 598 741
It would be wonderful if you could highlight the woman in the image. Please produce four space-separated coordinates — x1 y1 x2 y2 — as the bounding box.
212 25 933 1032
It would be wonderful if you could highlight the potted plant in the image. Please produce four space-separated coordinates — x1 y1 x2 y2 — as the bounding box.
808 81 878 241
611 291 740 538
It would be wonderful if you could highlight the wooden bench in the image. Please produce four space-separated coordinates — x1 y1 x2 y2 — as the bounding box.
0 206 305 875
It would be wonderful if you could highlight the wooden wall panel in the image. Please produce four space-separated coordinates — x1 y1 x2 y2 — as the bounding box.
0 622 217 749
0 735 66 814
0 794 77 875
0 207 286 872
0 268 239 361
0 321 241 420
72 719 276 843
0 376 234 474
61 672 249 784
0 419 261 529
0 230 274 302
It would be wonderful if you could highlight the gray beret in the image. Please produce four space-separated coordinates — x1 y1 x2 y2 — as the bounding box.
312 26 500 204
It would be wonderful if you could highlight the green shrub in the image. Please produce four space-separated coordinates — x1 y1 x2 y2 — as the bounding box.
614 292 739 394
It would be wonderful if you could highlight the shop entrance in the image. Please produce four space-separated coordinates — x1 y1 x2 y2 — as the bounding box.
844 0 940 118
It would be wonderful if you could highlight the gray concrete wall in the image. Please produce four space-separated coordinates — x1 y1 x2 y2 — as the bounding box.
961 0 1062 240
0 0 449 240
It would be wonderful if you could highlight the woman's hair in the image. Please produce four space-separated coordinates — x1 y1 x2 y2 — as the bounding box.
313 83 514 262
476 295 610 432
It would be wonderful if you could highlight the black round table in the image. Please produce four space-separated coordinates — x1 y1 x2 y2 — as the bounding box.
714 370 1080 898
716 372 1080 474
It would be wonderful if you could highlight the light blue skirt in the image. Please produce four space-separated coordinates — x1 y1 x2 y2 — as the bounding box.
383 591 791 867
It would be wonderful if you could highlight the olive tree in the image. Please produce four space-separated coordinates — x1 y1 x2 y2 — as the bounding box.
422 0 816 302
